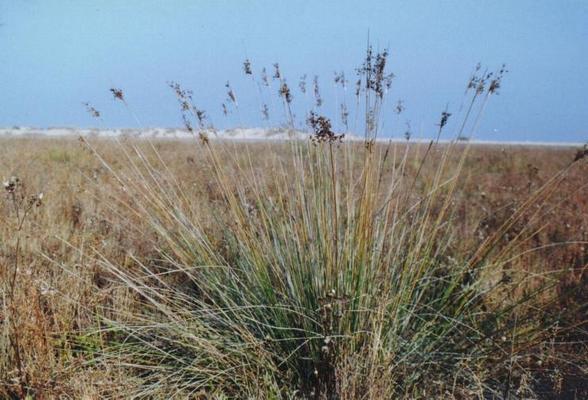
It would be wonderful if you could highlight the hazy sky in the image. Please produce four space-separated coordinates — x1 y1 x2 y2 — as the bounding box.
1 1 587 142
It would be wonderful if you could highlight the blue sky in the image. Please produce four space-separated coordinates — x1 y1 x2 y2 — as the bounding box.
0 1 586 142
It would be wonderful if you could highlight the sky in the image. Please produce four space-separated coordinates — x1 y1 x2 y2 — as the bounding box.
0 0 587 142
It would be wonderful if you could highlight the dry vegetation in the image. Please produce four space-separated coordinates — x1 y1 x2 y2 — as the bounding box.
0 136 586 399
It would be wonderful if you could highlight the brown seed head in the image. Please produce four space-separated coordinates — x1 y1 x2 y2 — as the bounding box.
110 88 125 102
307 112 344 144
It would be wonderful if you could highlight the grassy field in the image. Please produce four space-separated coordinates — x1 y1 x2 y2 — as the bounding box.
0 45 586 400
0 135 586 399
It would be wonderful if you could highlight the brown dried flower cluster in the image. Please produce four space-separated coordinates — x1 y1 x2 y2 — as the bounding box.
307 112 344 144
357 46 394 98
110 88 125 102
467 63 508 96
279 81 292 104
3 176 19 194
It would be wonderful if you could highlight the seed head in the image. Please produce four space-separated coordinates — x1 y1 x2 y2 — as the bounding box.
183 117 193 133
3 176 19 193
194 108 207 128
313 76 322 107
279 81 292 104
29 192 43 207
298 74 307 94
308 112 344 144
404 121 412 141
225 81 237 105
243 58 252 75
438 110 452 129
395 100 405 115
334 71 346 89
340 103 349 129
261 68 269 87
354 78 362 98
82 102 101 118
272 63 281 80
488 64 508 95
357 46 394 98
110 88 125 102
261 104 269 120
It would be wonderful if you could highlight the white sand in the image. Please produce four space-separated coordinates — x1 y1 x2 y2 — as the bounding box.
0 127 583 147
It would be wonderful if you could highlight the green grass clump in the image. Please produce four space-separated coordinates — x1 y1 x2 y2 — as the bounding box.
86 137 575 399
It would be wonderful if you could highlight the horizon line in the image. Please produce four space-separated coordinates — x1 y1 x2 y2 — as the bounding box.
0 127 585 147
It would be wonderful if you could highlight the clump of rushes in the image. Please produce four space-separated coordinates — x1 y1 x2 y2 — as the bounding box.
83 45 586 399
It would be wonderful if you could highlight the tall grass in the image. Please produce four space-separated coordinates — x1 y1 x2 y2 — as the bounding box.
66 47 586 399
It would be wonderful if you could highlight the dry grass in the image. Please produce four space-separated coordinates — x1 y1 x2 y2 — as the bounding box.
0 135 586 398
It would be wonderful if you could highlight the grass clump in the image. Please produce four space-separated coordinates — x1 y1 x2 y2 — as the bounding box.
74 47 585 399
93 140 573 398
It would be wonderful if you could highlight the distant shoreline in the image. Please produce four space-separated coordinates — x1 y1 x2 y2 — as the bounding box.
0 127 583 148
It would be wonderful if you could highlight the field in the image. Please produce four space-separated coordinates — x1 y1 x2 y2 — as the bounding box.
0 135 586 399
